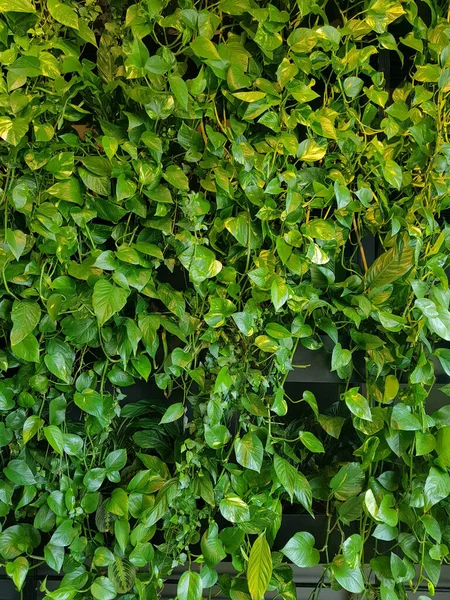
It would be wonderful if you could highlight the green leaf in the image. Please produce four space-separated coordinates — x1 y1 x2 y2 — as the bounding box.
0 0 35 11
382 160 402 189
377 494 398 527
417 299 450 341
116 175 137 201
131 354 151 381
44 338 75 383
0 117 29 146
343 388 372 421
107 488 128 515
434 348 450 376
83 468 106 492
125 37 149 77
190 36 221 60
247 534 272 600
63 434 84 456
160 402 185 424
297 139 327 162
271 276 289 311
105 449 127 471
415 430 436 456
219 497 250 523
91 576 117 600
235 433 264 472
44 543 64 572
6 229 27 261
281 532 319 567
366 236 414 288
114 518 129 552
74 389 107 421
77 19 97 46
6 557 29 591
201 522 227 568
378 311 406 332
424 467 450 507
177 570 202 600
289 82 319 103
391 403 422 431
94 547 115 567
232 312 256 336
108 556 136 593
11 300 41 346
12 334 39 363
0 423 13 447
330 463 364 501
205 424 231 448
415 64 440 82
365 86 388 107
331 344 352 375
303 218 335 240
23 415 44 444
78 167 111 196
0 525 40 560
225 213 261 249
44 425 64 455
142 478 178 527
163 165 189 190
255 335 278 353
145 55 169 75
169 75 189 110
204 298 236 328
46 178 83 204
233 91 267 102
93 280 130 326
129 543 154 567
50 519 77 546
45 152 74 179
343 77 363 98
331 555 364 593
384 374 399 402
0 383 14 411
301 390 319 417
298 431 325 453
277 59 299 89
179 245 222 284
265 323 291 339
343 534 362 569
4 459 35 485
47 0 79 29
274 454 312 512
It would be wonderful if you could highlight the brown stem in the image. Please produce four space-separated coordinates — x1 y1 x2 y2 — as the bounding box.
353 215 368 272
199 120 208 145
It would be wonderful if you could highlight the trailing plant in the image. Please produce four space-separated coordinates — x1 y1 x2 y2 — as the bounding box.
0 0 450 598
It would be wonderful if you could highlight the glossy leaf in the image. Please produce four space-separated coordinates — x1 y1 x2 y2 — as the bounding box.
247 534 272 600
235 433 264 472
177 570 202 600
281 532 319 568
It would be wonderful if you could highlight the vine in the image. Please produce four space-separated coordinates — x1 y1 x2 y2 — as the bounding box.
0 0 449 599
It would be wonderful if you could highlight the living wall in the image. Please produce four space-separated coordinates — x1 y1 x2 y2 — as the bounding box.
0 0 450 598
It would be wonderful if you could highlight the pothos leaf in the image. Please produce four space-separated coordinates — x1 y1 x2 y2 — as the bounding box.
247 534 272 600
234 433 264 472
281 532 320 568
93 280 130 326
177 570 202 600
365 237 414 288
331 555 365 593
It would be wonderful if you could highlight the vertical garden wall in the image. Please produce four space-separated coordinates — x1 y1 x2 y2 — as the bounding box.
0 0 450 598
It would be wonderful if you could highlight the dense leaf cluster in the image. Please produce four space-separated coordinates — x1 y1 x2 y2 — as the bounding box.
0 0 450 598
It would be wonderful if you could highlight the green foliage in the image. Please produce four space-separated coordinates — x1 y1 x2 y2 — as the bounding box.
0 0 449 598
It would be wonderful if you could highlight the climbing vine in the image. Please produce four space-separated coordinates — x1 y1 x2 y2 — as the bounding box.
0 0 450 599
